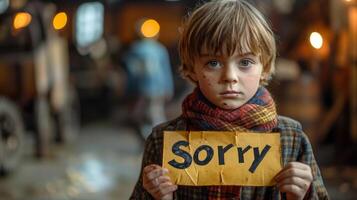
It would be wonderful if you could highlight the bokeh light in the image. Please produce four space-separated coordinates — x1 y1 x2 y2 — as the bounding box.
53 12 68 30
13 12 32 29
309 32 323 49
140 19 160 38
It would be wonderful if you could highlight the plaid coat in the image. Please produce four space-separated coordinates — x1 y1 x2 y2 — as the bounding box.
130 115 329 200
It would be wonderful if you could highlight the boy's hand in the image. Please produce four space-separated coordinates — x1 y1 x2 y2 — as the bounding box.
143 164 178 200
275 162 313 200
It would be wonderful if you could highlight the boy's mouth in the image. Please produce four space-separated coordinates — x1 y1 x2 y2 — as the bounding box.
219 91 243 97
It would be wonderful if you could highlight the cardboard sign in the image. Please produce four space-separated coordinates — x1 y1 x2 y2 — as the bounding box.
163 131 281 186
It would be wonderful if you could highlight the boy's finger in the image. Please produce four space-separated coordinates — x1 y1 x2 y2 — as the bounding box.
161 194 174 200
146 182 160 194
285 162 311 171
157 175 171 183
143 167 161 181
276 162 310 177
146 168 169 180
147 181 174 198
278 183 304 196
275 167 312 181
159 185 178 197
143 164 161 174
276 170 312 183
146 175 171 190
143 177 156 192
276 176 311 190
154 182 178 197
146 175 172 191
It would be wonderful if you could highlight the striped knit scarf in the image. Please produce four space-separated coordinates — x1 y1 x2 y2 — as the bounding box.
182 87 278 199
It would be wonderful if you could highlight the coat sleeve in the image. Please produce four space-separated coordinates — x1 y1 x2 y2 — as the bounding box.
298 131 329 200
129 129 163 200
279 116 329 200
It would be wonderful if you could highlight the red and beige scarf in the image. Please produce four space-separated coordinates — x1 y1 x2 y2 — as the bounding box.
182 87 278 199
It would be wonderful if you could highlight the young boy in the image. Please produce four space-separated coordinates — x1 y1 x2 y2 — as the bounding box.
130 0 329 199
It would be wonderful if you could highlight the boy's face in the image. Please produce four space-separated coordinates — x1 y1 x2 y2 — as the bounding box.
189 49 264 110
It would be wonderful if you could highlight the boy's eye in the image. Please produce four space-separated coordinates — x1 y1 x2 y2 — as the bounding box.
239 59 254 68
206 60 222 68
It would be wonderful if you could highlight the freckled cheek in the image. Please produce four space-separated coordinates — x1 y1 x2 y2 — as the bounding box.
201 75 214 86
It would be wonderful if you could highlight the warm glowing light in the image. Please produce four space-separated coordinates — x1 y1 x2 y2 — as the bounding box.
140 19 160 38
13 12 32 29
309 32 323 49
53 12 67 30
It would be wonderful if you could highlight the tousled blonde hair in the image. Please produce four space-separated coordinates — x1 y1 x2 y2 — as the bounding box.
178 0 276 85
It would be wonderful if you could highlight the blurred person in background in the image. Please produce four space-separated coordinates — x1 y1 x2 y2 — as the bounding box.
123 18 174 140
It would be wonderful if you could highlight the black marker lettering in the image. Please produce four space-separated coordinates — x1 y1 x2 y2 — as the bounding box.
168 140 192 169
218 144 234 165
237 145 252 163
249 145 271 173
193 145 214 165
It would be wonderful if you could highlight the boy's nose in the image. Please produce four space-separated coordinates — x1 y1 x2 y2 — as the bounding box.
221 65 239 84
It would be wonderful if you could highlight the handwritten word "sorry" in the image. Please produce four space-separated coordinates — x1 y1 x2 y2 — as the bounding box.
168 141 271 173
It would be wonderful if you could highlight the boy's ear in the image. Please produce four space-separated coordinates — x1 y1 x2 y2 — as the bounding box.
260 72 268 81
187 70 198 82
